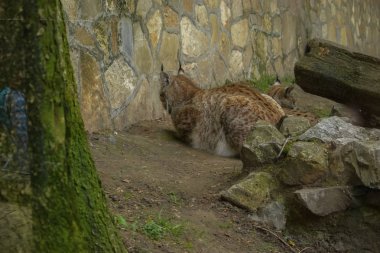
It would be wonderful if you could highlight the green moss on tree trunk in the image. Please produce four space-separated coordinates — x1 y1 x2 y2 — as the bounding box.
0 0 125 252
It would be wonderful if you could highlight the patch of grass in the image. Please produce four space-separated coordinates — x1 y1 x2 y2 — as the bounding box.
313 108 331 118
251 74 276 93
249 74 295 93
142 213 185 240
218 221 233 229
114 214 139 232
168 192 183 206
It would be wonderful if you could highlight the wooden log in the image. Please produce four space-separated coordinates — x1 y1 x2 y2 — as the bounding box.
294 38 380 116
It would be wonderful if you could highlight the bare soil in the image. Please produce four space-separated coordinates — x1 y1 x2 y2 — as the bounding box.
89 119 294 253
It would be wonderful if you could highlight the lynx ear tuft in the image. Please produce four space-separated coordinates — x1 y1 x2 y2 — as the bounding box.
161 64 164 72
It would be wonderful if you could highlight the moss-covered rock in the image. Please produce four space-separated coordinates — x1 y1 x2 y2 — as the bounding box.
241 121 285 172
279 141 329 186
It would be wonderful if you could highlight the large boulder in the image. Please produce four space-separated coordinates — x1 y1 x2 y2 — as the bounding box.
221 172 286 229
241 121 285 171
279 141 329 186
295 186 354 216
299 116 380 146
221 172 278 212
341 140 380 189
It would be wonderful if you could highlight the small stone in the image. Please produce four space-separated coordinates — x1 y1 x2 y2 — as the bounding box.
295 186 353 216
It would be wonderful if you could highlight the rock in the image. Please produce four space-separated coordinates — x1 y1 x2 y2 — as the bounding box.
163 6 179 29
342 140 380 189
94 19 110 63
136 0 152 18
279 141 328 186
133 23 153 74
120 17 133 59
279 116 311 137
295 186 353 216
221 172 278 212
210 14 219 45
105 57 137 111
249 201 286 230
295 39 380 117
159 32 180 72
241 121 286 170
330 104 364 126
74 26 95 47
180 17 209 58
231 19 249 48
231 0 243 19
365 189 380 207
195 5 208 27
61 0 78 21
228 50 243 79
80 0 102 20
79 52 112 132
218 31 231 61
220 0 231 27
299 116 380 146
147 10 162 51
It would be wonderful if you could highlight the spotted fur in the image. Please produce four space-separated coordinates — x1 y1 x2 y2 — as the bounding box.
160 69 285 157
267 79 319 126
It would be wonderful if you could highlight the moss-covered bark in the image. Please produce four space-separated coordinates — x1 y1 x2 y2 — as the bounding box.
0 0 125 252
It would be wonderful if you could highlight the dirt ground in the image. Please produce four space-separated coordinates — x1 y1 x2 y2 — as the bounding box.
89 119 301 253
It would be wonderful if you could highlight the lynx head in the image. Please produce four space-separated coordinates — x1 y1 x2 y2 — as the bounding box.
160 64 199 114
267 77 295 109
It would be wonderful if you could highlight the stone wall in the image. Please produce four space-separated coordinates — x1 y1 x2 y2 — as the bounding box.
61 0 380 132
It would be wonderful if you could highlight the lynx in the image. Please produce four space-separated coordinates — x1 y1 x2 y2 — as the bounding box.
160 66 285 157
267 77 319 126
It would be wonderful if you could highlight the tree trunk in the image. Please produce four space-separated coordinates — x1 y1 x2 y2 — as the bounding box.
294 38 380 116
0 1 125 252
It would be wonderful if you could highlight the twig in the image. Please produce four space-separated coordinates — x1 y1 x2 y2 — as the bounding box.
252 224 298 253
277 136 290 159
299 247 313 253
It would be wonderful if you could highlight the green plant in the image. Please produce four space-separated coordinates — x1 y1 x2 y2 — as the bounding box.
168 192 182 206
142 213 185 240
250 74 276 92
